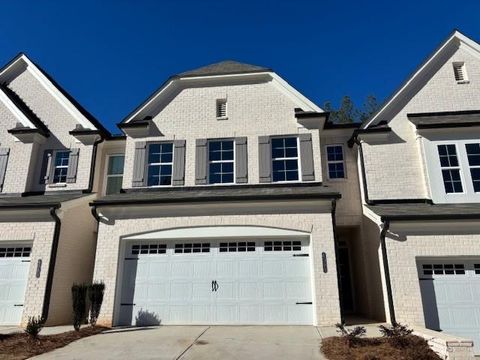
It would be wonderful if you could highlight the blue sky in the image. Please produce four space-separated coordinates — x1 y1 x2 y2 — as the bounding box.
1 0 479 133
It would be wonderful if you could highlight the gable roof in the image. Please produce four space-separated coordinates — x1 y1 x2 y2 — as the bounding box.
0 53 111 138
177 60 271 78
121 59 322 124
362 30 480 129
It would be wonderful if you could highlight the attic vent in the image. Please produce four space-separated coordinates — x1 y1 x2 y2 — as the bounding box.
216 99 227 119
453 62 468 83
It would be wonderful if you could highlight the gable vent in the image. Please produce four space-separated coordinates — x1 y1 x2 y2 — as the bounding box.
453 62 468 83
216 99 227 119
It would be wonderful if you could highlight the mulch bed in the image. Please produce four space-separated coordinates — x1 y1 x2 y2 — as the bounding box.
321 335 441 360
0 326 107 360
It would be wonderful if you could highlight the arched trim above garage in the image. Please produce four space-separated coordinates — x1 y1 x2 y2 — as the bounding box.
122 225 310 240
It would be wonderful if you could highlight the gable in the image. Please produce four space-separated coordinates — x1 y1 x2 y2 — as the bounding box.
363 30 480 129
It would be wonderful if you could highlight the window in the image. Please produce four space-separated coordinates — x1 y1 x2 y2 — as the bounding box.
437 144 463 193
422 263 465 276
53 151 70 183
326 145 345 179
147 143 173 186
216 99 227 118
272 137 299 182
174 243 210 254
105 155 124 195
131 244 166 255
264 240 301 252
466 143 480 192
219 242 255 252
453 62 468 83
208 140 234 184
0 246 31 258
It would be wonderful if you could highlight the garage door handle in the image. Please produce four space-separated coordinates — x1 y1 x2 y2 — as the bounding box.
296 302 312 305
215 281 219 292
211 280 215 292
293 254 309 257
14 304 23 307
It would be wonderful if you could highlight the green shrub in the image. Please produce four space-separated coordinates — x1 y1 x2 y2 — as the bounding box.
71 283 88 331
378 322 414 348
336 322 366 347
25 316 45 338
88 282 105 326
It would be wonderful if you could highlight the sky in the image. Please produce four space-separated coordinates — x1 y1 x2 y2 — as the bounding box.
0 0 479 133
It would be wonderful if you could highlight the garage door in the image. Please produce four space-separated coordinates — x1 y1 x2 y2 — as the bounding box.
418 259 480 352
0 245 31 325
118 238 313 325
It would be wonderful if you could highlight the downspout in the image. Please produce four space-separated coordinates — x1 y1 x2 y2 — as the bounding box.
348 133 371 205
379 219 396 324
84 136 105 194
42 205 62 321
331 198 344 323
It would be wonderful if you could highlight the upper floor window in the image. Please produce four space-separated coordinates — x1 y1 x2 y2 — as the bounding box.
53 151 70 184
437 144 463 194
453 62 468 83
272 137 299 182
147 143 173 186
326 145 346 179
466 143 480 192
208 140 234 184
105 154 124 195
216 99 227 119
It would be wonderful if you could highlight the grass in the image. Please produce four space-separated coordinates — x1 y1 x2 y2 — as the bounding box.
321 335 441 360
0 326 107 360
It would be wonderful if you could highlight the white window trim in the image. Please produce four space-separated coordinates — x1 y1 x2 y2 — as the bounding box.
52 150 70 185
207 139 236 185
325 144 347 181
466 143 480 193
146 142 174 187
437 143 465 195
424 138 480 203
216 99 228 120
271 136 302 183
103 153 125 195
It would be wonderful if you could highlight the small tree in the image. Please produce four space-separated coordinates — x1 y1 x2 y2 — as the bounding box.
335 322 366 347
379 321 414 348
25 316 45 338
71 283 88 331
88 282 105 326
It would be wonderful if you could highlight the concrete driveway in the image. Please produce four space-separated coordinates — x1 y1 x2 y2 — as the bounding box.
32 326 326 360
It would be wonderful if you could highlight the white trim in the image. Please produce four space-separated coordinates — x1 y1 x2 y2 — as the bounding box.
103 153 125 195
145 142 174 187
0 89 36 129
207 138 235 185
123 225 310 240
0 54 98 131
364 31 480 129
271 136 302 183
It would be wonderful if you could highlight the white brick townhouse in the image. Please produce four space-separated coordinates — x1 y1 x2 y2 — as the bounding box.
348 30 480 351
91 61 362 327
0 53 111 326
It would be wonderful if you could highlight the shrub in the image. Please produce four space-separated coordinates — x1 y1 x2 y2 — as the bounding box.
335 322 366 347
378 321 414 348
25 316 45 338
88 282 105 326
71 283 88 331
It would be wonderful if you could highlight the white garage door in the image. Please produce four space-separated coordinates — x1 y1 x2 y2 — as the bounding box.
118 238 313 325
0 245 31 325
418 259 480 352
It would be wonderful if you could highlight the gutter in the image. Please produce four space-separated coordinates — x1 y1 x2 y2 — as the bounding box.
84 136 105 194
379 220 396 324
42 205 62 321
348 134 371 205
330 199 344 323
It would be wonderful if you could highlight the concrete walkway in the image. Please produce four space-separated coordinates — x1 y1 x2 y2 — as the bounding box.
31 326 327 360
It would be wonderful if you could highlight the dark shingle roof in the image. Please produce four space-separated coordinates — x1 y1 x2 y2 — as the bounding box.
0 193 90 209
407 110 480 129
93 183 340 206
367 202 480 221
177 60 271 78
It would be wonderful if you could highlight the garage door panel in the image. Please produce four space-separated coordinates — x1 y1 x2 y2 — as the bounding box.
119 238 312 325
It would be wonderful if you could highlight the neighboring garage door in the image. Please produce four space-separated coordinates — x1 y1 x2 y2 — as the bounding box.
118 238 313 325
418 259 480 351
0 244 31 325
